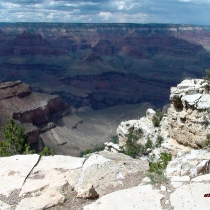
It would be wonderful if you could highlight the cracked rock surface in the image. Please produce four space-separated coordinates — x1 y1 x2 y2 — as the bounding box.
0 152 149 209
0 151 210 209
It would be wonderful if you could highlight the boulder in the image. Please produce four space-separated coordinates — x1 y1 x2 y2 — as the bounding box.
19 155 85 197
16 190 65 210
76 184 99 199
75 151 149 197
83 184 164 210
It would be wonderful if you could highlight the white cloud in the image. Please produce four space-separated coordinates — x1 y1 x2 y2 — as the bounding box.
179 0 210 3
0 0 209 24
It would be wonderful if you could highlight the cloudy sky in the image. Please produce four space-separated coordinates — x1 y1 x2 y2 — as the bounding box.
0 0 210 25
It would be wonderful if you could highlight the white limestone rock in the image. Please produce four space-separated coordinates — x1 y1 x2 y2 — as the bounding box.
75 151 149 197
169 176 190 182
104 142 122 153
191 173 210 182
83 184 164 210
170 183 210 210
117 108 160 148
0 201 12 210
19 155 85 197
16 190 65 210
76 184 99 199
33 155 85 172
146 108 156 120
169 79 210 148
166 149 210 177
0 154 40 196
171 182 184 188
141 177 151 183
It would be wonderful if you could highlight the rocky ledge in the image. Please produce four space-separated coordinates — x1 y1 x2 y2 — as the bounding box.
0 80 70 151
1 78 210 209
117 79 210 152
0 152 149 210
0 150 210 210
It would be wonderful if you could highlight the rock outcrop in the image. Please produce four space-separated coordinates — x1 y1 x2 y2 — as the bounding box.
0 152 149 209
0 151 210 210
1 78 210 209
0 80 153 156
0 80 70 151
117 108 160 148
166 149 210 177
83 174 210 210
169 79 210 148
117 79 210 155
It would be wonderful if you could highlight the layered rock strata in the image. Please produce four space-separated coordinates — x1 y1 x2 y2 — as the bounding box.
0 80 70 150
117 79 210 155
168 79 210 148
1 24 210 110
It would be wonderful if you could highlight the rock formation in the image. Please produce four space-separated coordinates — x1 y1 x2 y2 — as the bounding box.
0 152 149 209
0 23 210 110
168 79 210 148
0 80 70 151
117 108 160 148
0 150 210 209
117 79 210 154
0 80 154 156
0 78 210 209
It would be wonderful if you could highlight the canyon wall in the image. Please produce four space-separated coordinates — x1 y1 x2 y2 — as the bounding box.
0 23 210 110
0 80 70 151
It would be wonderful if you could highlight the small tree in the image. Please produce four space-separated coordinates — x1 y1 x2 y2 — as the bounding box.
155 135 164 147
0 119 34 156
40 147 55 156
152 109 163 127
202 134 210 148
205 69 210 81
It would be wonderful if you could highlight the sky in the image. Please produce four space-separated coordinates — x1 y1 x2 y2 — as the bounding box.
0 0 210 25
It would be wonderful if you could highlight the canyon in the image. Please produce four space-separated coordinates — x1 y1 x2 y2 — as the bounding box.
0 23 210 111
0 78 210 209
0 80 152 155
1 23 210 155
1 23 210 209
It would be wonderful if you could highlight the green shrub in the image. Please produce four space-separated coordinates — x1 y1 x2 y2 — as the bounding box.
152 109 163 127
146 171 168 184
0 119 55 157
111 136 119 144
149 152 172 175
205 69 210 81
152 116 159 127
145 138 153 149
202 134 210 148
123 127 146 158
80 145 105 157
155 135 164 147
125 143 146 158
40 147 55 156
0 119 35 156
125 127 143 144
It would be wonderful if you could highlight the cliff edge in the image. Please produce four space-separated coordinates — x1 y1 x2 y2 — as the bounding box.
0 80 70 151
